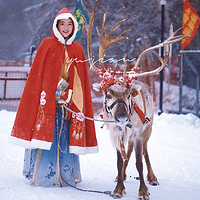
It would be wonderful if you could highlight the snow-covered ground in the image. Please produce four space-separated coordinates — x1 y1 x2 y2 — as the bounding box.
0 109 200 200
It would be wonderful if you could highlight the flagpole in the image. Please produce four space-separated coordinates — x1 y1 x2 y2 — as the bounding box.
179 51 183 114
158 0 166 115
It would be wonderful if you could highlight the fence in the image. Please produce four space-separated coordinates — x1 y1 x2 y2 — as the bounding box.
179 50 200 117
0 66 30 100
0 64 30 111
0 46 36 111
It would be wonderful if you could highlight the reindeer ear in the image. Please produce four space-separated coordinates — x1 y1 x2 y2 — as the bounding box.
92 83 102 92
131 88 139 97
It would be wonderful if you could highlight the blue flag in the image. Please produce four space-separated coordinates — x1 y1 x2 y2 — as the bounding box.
74 0 89 39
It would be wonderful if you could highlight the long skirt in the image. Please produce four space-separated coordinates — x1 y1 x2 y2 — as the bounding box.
23 108 82 187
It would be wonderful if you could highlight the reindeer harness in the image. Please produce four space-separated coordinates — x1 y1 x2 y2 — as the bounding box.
104 97 150 125
99 68 150 126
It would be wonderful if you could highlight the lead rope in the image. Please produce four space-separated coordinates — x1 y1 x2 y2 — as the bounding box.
62 178 112 196
56 106 68 153
63 104 132 129
57 105 112 196
62 104 115 123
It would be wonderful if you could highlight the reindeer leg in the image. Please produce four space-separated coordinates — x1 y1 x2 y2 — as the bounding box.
122 140 133 181
143 141 159 186
135 139 149 200
112 149 126 198
115 140 133 182
142 125 159 186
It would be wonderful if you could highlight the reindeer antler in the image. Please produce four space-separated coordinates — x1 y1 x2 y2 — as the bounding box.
96 14 131 69
132 25 190 78
81 1 190 81
81 0 131 72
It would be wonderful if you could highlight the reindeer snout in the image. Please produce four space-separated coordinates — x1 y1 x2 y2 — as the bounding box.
116 115 130 127
115 113 130 127
113 102 130 127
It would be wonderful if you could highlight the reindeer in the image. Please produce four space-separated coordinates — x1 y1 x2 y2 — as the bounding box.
81 0 189 199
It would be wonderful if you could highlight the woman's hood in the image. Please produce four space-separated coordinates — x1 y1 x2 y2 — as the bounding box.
52 8 78 45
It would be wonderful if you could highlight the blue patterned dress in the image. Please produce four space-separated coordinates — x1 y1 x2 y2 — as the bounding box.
23 107 82 187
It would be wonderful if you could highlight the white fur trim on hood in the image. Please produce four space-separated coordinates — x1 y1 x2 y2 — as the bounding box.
53 13 78 45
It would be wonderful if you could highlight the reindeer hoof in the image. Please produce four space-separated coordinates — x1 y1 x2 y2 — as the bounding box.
113 194 122 199
112 189 126 198
151 182 159 186
148 178 159 186
138 192 150 200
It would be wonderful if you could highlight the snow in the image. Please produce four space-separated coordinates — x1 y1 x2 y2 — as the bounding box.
0 109 200 200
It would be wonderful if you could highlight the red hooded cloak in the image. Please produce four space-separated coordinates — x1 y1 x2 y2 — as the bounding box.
10 8 98 155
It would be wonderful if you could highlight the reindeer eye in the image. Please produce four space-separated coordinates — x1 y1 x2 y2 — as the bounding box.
106 94 112 99
128 94 131 99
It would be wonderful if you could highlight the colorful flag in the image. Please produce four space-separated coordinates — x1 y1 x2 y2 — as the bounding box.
74 0 89 39
181 0 200 49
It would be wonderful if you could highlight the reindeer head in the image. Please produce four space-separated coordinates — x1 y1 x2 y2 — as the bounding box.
93 68 140 128
92 66 137 127
104 84 131 127
104 84 140 127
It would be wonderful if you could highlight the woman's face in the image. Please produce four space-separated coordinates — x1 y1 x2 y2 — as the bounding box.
57 18 73 39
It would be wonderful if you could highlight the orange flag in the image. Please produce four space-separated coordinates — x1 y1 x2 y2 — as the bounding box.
181 0 200 49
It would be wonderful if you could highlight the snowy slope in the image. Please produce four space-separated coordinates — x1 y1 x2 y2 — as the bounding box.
0 110 200 200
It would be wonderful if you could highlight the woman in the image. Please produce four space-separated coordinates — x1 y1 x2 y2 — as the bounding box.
10 8 98 187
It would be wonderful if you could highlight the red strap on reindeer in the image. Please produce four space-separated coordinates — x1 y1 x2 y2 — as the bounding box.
133 103 150 124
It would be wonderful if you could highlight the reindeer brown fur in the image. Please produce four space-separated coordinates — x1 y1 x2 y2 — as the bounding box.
94 79 158 199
